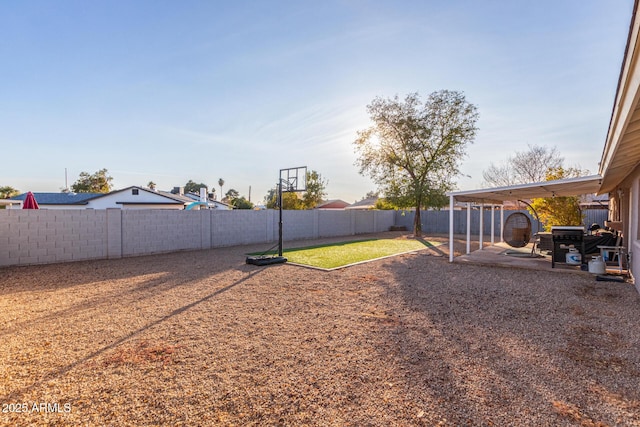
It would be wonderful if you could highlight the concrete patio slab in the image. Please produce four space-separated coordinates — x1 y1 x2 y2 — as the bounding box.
454 241 629 277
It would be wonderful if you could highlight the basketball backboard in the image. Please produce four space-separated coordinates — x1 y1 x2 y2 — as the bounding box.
279 166 307 192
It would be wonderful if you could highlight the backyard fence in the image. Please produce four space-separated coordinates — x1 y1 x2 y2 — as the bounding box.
0 207 610 267
0 209 395 267
394 208 609 237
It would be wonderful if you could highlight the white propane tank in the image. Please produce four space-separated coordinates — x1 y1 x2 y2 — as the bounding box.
589 256 606 274
566 248 581 265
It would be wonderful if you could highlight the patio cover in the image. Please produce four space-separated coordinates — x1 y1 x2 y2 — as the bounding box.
446 174 603 261
449 175 603 205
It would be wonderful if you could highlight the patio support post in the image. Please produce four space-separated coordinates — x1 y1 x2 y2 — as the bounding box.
466 202 471 254
449 194 454 262
500 205 505 242
479 203 484 251
491 205 495 245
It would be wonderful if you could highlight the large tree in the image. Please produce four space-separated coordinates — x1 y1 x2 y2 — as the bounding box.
264 188 304 210
354 91 478 236
263 169 327 210
71 168 113 193
302 170 327 209
482 144 564 187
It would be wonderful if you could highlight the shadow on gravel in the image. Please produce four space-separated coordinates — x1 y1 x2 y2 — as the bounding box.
0 251 256 337
381 252 640 426
1 267 264 402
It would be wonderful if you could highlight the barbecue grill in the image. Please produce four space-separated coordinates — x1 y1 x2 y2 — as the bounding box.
551 226 585 268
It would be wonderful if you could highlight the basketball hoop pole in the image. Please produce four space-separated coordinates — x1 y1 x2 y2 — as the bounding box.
278 180 283 256
246 167 305 267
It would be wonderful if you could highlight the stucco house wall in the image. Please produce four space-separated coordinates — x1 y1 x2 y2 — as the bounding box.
599 0 640 291
611 165 638 286
85 187 186 209
629 175 639 284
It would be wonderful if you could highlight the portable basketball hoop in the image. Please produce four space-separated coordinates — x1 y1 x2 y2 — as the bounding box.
246 166 307 266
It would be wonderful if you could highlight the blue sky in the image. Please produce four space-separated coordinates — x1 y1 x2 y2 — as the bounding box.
0 1 633 203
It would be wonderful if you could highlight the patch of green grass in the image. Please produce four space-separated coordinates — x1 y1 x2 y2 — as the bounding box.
250 238 438 269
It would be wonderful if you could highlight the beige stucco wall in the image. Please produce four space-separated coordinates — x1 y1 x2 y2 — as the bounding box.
609 162 640 290
629 171 640 292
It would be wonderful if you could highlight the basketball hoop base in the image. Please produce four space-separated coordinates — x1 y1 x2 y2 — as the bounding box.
246 255 287 266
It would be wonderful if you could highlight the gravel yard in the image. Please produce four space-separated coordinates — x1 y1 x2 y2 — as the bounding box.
1 232 639 426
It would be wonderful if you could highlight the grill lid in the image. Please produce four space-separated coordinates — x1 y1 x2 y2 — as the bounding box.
551 226 584 239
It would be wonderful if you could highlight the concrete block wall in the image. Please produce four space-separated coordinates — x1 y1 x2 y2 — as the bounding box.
0 209 107 266
285 210 393 240
283 210 317 241
211 210 274 247
354 210 374 234
0 209 396 267
106 209 122 259
354 210 394 234
121 210 203 256
318 210 352 237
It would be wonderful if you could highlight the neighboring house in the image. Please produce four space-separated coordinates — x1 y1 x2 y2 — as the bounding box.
598 0 640 288
9 192 102 209
0 199 24 208
10 186 199 210
315 199 350 209
346 197 378 210
85 186 192 209
580 193 609 210
10 186 236 210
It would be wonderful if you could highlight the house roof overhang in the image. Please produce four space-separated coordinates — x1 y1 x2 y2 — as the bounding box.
599 0 640 193
448 175 603 205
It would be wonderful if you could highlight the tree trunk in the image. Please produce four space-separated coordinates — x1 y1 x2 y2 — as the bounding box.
413 206 422 237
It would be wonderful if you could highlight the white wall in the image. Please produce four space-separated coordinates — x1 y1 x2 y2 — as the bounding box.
86 188 184 209
0 209 395 267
